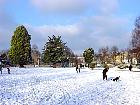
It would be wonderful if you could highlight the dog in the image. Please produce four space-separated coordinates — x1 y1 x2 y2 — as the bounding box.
112 76 120 81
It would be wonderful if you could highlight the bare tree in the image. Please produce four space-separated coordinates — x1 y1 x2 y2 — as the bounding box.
131 16 140 62
110 46 119 65
31 44 41 66
98 46 110 64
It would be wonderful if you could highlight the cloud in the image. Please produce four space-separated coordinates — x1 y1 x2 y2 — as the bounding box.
25 23 81 51
82 16 130 50
0 0 130 54
31 0 119 15
31 0 90 15
26 15 130 54
0 11 17 50
94 0 119 15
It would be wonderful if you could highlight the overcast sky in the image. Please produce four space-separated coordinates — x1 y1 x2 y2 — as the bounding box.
0 0 140 54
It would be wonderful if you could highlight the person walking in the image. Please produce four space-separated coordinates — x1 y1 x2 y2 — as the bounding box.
102 67 109 80
76 64 78 73
76 64 80 73
7 68 10 74
129 64 132 71
0 61 2 74
0 65 2 74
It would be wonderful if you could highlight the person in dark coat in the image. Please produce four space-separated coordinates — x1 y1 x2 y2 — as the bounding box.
129 64 132 71
7 68 10 74
76 64 80 73
0 61 2 74
0 65 2 74
102 67 109 80
76 64 78 73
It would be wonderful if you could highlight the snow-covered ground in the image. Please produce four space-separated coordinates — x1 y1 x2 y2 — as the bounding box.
0 67 140 105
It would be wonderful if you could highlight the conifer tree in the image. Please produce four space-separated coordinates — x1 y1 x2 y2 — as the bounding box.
42 35 66 67
9 25 32 67
83 48 94 67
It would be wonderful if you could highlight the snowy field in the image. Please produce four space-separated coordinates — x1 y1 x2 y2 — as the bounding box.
0 67 140 105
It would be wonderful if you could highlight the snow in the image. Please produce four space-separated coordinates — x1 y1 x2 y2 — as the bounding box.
0 67 140 105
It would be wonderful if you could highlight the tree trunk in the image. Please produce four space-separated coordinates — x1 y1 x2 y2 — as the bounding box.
53 63 56 68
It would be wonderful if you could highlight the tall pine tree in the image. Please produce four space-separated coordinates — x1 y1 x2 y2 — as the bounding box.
9 25 32 67
42 35 66 67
